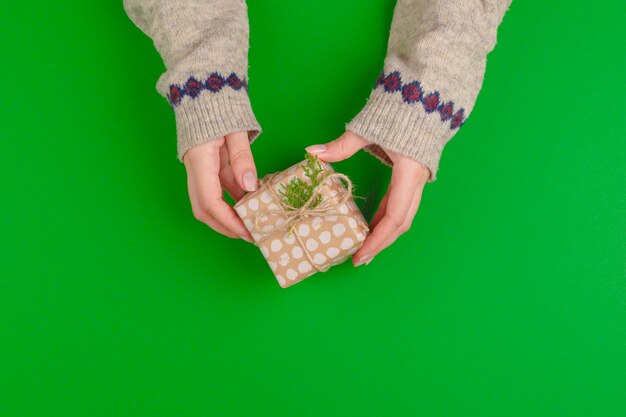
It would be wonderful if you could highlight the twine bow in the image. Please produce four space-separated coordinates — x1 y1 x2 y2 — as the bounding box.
253 171 368 272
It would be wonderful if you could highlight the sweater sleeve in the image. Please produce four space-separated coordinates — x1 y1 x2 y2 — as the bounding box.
123 0 261 160
346 0 511 180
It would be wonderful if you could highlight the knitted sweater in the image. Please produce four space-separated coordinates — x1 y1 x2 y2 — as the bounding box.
124 0 511 180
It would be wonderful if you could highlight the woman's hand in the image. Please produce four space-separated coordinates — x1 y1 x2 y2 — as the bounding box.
183 131 258 242
306 131 430 266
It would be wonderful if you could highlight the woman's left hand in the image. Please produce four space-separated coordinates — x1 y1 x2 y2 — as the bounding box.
306 131 431 266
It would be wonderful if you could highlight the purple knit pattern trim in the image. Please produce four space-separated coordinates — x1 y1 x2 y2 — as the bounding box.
167 72 248 106
376 71 465 130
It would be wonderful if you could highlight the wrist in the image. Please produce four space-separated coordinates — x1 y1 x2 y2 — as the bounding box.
174 91 261 161
347 72 469 181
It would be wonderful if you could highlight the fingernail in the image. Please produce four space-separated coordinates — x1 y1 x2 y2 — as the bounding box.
354 254 372 267
305 145 326 155
240 234 254 243
242 171 258 192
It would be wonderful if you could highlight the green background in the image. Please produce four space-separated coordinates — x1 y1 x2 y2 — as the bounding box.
1 1 624 416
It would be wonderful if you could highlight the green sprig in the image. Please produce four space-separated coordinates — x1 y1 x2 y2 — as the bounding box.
278 154 328 209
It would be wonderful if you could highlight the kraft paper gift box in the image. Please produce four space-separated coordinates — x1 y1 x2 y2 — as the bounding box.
234 156 369 288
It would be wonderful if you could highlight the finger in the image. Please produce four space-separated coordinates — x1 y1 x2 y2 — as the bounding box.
220 163 246 201
370 161 425 237
184 139 250 240
353 187 413 264
375 185 424 255
218 139 229 172
353 161 422 265
369 189 390 230
305 131 368 162
186 171 239 238
225 131 258 192
219 144 245 201
189 153 253 241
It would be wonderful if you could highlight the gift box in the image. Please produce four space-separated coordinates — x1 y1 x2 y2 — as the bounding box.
234 155 369 288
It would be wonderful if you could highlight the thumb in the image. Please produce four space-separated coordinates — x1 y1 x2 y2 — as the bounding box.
225 131 258 192
305 131 369 162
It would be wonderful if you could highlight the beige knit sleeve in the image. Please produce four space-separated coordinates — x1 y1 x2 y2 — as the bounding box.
123 0 261 160
346 0 511 180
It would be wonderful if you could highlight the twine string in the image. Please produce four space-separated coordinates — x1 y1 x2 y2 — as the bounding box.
252 171 367 273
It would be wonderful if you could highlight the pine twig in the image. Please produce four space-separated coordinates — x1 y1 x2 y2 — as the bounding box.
278 154 328 209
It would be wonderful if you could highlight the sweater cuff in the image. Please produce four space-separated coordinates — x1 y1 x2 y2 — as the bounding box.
173 90 261 161
346 87 461 181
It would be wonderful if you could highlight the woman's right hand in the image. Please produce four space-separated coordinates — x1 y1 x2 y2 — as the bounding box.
182 131 257 242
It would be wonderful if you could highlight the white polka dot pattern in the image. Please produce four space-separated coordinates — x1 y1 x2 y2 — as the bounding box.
311 216 323 230
305 239 318 251
284 233 296 245
340 238 354 250
270 239 282 252
332 223 346 237
233 159 369 288
248 198 259 211
298 261 312 273
298 224 310 237
313 253 327 265
286 269 298 280
260 191 273 203
276 274 286 287
292 246 303 259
